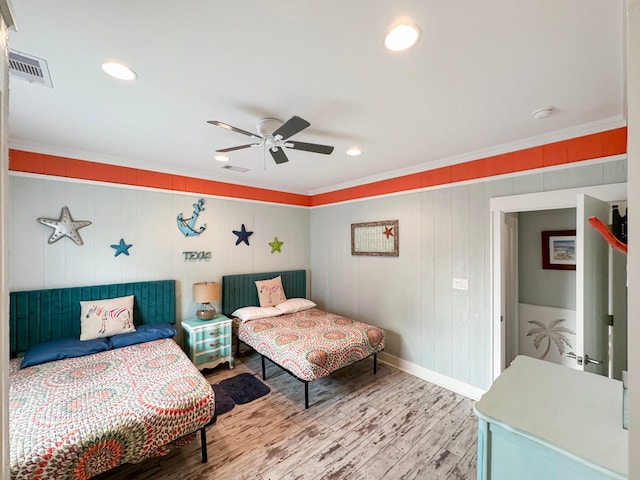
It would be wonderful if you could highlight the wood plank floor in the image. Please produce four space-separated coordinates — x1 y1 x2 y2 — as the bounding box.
95 350 478 479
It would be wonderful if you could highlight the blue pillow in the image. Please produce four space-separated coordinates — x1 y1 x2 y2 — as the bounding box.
109 323 176 348
20 337 110 368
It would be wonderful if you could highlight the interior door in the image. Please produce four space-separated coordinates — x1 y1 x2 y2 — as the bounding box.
575 194 610 375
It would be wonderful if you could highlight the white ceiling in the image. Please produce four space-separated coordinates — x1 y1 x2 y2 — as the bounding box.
7 0 625 195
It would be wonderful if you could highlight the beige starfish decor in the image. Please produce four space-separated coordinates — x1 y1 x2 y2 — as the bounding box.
38 206 92 245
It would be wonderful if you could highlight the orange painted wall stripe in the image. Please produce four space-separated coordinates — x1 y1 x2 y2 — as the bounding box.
310 127 627 206
8 150 311 207
9 127 627 208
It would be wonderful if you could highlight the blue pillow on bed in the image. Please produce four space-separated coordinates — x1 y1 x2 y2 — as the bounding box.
20 337 111 368
109 323 176 348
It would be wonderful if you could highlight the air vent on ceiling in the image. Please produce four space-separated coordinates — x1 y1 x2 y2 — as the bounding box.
9 49 53 88
221 165 250 173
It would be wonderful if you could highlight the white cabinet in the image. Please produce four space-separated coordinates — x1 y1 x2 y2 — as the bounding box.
474 355 627 479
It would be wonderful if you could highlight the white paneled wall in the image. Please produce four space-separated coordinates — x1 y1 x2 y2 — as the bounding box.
9 176 310 327
8 159 627 393
310 160 627 391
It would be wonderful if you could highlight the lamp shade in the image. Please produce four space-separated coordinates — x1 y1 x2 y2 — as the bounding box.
193 282 220 303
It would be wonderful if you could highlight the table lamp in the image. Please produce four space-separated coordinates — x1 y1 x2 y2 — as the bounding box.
193 281 220 320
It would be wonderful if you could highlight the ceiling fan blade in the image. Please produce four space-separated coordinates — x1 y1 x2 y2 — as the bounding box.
272 115 310 140
207 120 261 139
285 141 334 155
269 147 289 164
216 143 260 153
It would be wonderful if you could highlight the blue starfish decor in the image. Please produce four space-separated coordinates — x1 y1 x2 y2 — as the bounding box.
111 238 133 257
233 224 254 246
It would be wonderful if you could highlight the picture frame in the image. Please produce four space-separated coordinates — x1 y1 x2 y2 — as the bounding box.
541 230 576 270
351 220 399 256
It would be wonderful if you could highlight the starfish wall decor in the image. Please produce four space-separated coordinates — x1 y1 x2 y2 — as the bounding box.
233 224 254 246
111 238 133 257
38 206 92 245
269 237 284 253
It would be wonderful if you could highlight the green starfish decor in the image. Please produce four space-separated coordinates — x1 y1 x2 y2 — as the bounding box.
269 237 283 253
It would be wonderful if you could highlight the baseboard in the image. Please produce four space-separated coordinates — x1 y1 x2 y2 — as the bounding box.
379 352 487 401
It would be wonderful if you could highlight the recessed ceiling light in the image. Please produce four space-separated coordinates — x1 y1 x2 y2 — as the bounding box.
346 147 362 156
101 61 138 81
531 107 554 120
385 24 421 51
214 154 230 162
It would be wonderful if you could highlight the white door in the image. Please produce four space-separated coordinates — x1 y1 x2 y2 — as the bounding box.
575 194 610 375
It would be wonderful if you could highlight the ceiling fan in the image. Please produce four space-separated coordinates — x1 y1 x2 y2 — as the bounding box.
207 115 334 164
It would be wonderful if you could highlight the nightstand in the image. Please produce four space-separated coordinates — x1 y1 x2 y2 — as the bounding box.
182 315 234 370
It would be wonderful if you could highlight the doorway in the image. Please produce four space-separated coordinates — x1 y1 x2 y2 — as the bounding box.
490 183 627 381
512 208 578 370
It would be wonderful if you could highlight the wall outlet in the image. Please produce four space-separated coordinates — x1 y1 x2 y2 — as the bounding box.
452 278 469 290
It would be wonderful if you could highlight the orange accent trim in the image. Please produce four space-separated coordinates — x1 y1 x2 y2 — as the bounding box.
8 150 311 207
8 127 627 207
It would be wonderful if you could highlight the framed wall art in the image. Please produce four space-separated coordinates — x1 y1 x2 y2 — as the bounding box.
351 220 399 256
541 230 576 270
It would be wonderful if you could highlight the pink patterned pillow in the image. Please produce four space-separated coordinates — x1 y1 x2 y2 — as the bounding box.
255 276 287 307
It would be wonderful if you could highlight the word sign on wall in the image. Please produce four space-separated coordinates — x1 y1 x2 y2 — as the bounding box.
182 251 212 262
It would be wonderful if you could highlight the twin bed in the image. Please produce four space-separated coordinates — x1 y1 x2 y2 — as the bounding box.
222 270 386 408
8 270 385 479
9 280 215 480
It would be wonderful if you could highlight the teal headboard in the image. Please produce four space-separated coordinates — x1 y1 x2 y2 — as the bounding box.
221 270 307 316
10 280 176 356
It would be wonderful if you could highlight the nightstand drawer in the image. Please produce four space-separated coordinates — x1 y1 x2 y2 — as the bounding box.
193 323 230 341
195 346 231 366
195 335 231 353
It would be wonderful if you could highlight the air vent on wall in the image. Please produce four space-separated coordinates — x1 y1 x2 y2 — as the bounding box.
221 165 250 173
9 49 53 88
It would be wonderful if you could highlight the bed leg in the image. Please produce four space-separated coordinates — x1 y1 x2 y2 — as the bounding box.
261 355 266 380
200 427 208 463
304 382 309 409
373 353 378 374
236 335 240 357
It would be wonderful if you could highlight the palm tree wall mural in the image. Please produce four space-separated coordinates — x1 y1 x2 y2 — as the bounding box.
526 318 575 360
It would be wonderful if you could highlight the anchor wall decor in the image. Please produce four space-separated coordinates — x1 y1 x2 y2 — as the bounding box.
177 199 207 237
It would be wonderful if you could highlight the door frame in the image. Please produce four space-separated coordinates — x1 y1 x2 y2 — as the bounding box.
490 183 627 381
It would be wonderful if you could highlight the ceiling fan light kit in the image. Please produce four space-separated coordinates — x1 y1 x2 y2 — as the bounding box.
208 115 334 165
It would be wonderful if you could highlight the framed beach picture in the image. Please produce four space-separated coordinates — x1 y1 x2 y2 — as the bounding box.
541 230 576 270
351 220 399 256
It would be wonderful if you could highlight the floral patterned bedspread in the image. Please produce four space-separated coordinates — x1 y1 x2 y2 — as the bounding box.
236 308 385 381
9 338 215 480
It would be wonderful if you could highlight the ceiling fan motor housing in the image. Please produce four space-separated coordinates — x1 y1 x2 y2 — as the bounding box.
256 117 283 137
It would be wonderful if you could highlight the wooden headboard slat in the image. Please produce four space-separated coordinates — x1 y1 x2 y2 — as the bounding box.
10 280 176 356
222 270 307 316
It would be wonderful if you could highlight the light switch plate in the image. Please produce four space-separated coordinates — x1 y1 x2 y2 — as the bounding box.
452 278 469 290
